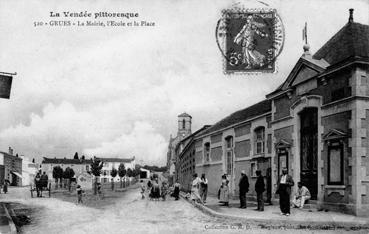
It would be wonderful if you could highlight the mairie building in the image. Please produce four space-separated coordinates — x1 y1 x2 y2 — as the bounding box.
173 11 369 216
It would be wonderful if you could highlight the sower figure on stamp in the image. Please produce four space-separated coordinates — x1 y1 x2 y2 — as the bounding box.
238 170 249 209
276 168 294 216
233 15 269 69
255 170 265 211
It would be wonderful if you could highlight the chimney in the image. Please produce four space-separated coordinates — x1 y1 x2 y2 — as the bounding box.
349 9 354 23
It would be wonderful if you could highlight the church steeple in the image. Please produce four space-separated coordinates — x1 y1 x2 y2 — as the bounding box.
177 112 192 139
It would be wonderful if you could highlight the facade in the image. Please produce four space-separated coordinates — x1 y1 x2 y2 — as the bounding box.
0 149 23 186
98 157 135 182
166 113 192 183
21 156 38 186
176 125 211 192
176 12 369 216
41 157 93 182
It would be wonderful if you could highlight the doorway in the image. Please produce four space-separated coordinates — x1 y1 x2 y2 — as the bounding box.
299 108 318 200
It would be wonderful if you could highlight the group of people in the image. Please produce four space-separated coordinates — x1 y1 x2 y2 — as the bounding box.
189 168 311 216
34 171 49 197
140 177 181 201
189 173 208 204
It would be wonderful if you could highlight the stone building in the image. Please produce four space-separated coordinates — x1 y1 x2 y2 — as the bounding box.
176 125 211 191
166 113 192 183
98 157 135 183
41 157 93 182
0 148 23 186
178 10 369 216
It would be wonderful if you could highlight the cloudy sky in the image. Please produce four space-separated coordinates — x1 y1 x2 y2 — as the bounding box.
0 0 367 165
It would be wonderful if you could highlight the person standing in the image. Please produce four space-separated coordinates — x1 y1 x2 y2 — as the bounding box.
218 174 230 206
276 168 294 216
292 182 311 209
255 170 265 211
172 180 180 200
238 170 249 209
190 173 203 204
34 172 41 197
200 174 208 203
76 185 83 204
3 179 9 194
140 180 146 199
41 171 48 189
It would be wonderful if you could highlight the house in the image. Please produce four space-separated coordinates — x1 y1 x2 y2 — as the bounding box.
21 156 38 186
41 157 93 182
0 148 23 186
97 157 135 183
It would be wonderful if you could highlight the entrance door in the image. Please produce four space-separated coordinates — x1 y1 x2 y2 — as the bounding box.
300 108 318 200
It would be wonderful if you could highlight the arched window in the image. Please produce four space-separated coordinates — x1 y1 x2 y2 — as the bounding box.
182 119 186 129
254 127 265 154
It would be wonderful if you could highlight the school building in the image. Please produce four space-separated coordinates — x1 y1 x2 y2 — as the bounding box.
174 10 369 216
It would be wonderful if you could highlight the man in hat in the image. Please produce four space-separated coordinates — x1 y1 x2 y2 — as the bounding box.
238 170 249 208
276 168 294 216
255 170 265 211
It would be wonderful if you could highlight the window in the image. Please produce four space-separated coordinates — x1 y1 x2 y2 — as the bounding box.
204 143 210 162
225 136 233 149
331 88 345 102
86 165 89 171
251 162 257 177
225 136 234 175
182 119 186 129
254 127 265 154
328 142 344 185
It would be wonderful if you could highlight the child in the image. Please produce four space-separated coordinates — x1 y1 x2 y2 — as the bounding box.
76 185 83 204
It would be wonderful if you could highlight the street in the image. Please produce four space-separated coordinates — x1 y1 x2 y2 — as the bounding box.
0 187 366 234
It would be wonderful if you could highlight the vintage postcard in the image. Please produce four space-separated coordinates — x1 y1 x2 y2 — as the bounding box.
0 0 368 233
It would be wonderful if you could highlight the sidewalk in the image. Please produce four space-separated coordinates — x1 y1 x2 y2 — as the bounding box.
0 203 17 234
181 192 369 230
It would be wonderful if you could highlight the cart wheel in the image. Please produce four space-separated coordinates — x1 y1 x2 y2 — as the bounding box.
49 183 51 197
30 185 33 198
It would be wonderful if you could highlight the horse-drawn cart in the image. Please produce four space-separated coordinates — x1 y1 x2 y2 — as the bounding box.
30 182 51 198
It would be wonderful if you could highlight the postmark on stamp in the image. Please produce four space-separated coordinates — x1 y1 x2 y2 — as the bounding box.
216 8 285 74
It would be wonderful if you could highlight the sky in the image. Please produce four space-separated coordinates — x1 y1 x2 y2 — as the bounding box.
0 0 368 166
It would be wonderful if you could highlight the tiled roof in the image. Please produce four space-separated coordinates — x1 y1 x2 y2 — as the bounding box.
96 157 135 163
42 157 92 164
198 99 271 137
313 22 369 65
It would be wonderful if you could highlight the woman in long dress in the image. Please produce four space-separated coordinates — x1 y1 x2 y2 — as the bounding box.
218 174 229 206
190 173 203 204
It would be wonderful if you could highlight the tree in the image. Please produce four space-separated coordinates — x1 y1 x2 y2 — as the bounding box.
110 168 118 190
126 168 133 186
73 152 79 159
118 163 126 188
32 158 35 163
90 157 103 195
81 155 85 160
